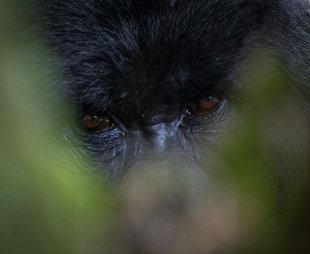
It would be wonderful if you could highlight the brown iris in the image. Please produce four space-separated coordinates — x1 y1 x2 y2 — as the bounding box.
189 96 220 116
82 115 112 133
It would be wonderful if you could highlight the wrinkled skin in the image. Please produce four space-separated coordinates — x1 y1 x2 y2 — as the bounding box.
41 0 310 181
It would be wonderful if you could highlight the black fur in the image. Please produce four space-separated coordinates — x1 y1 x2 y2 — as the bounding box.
41 0 310 180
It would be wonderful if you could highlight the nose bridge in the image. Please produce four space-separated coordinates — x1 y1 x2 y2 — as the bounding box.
149 121 179 152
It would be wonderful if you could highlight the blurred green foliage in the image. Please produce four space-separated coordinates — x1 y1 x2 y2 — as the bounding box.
0 1 115 253
0 1 309 254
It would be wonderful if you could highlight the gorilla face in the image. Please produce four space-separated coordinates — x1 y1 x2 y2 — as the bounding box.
42 0 309 180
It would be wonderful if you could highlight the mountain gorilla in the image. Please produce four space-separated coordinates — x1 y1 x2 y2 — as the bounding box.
40 0 310 181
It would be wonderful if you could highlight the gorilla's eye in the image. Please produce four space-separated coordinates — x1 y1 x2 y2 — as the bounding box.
82 115 114 133
188 96 220 116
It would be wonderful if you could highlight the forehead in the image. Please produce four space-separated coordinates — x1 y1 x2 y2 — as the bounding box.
82 0 265 75
93 0 261 52
45 0 271 112
47 0 269 63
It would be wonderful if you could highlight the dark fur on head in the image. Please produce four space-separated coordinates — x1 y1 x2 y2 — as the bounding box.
43 0 274 122
41 0 309 179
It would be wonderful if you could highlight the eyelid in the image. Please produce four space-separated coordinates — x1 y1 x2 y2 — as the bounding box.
110 115 128 134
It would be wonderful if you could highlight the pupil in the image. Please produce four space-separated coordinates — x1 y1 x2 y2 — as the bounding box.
90 116 98 121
